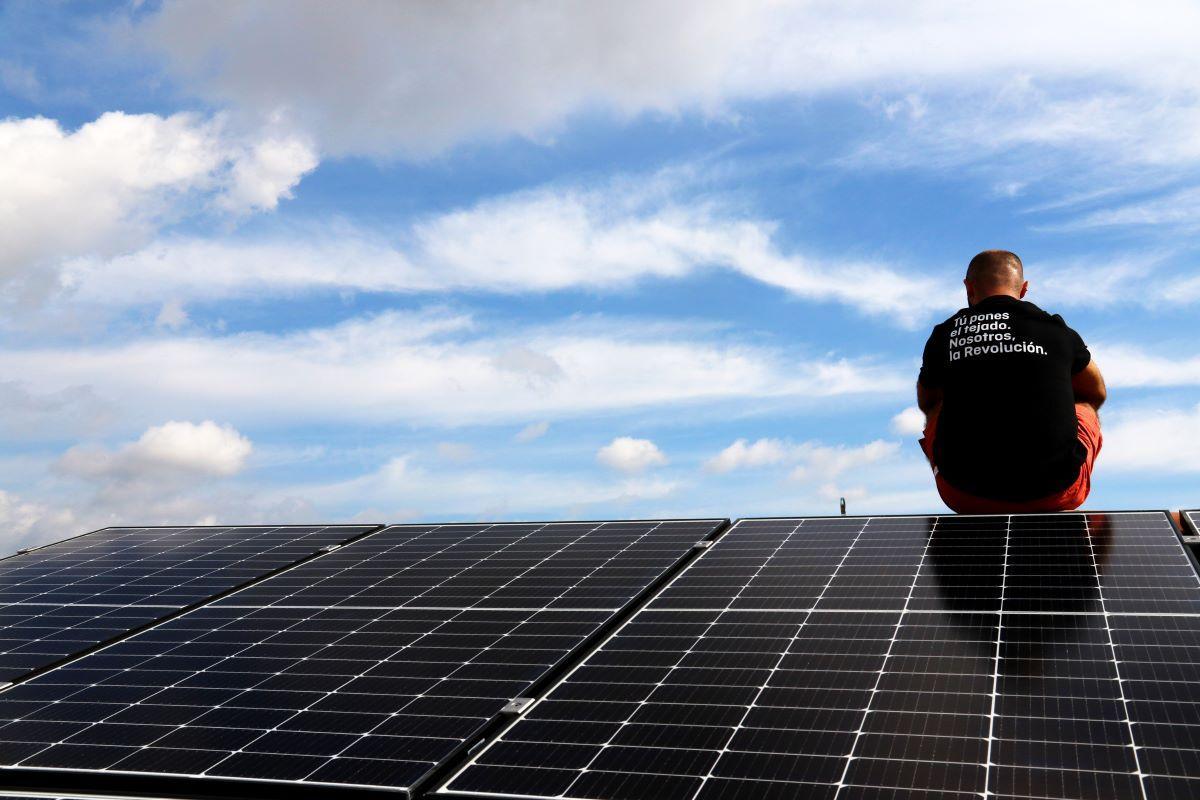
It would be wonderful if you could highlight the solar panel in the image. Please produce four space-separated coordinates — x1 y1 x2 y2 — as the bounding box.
0 519 725 799
0 525 379 683
1182 509 1200 537
441 512 1200 800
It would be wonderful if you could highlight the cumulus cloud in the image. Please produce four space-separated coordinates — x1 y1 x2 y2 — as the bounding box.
56 181 959 325
0 310 906 428
139 1 1200 164
0 111 316 293
0 489 77 553
706 437 901 481
2 422 260 551
704 438 789 473
58 420 253 482
891 406 926 436
596 437 668 474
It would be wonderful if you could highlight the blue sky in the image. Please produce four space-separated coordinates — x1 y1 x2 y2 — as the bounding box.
2 1 1200 547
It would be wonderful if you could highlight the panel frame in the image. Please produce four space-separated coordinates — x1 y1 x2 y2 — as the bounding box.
0 519 730 800
0 524 385 687
437 509 1200 800
1173 510 1200 573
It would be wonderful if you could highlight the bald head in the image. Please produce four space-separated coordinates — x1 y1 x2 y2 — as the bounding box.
964 250 1027 305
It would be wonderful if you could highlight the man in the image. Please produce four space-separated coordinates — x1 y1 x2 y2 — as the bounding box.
917 250 1106 513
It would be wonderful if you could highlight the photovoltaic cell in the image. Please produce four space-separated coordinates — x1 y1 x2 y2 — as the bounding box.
0 525 378 683
0 519 724 799
441 512 1200 800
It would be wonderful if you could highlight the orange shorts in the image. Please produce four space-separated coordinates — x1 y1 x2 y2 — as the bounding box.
920 403 1102 514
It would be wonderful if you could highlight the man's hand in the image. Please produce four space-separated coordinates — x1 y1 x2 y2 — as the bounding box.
1072 360 1106 412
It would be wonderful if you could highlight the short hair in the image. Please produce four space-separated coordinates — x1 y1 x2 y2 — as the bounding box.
966 249 1024 290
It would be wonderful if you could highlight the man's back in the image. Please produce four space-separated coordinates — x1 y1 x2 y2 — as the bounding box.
919 294 1090 501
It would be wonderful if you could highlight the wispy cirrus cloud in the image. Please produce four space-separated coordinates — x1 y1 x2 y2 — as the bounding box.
52 179 960 326
0 309 907 431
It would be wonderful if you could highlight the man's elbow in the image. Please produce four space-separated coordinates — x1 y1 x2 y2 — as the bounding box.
916 382 942 414
1074 365 1107 410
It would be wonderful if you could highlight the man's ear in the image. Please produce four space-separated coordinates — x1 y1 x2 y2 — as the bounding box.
963 277 974 304
1019 280 1029 298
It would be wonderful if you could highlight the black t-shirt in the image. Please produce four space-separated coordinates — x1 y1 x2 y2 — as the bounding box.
918 294 1091 501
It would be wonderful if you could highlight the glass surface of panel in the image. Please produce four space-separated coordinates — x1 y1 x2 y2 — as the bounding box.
0 520 724 798
442 512 1200 800
0 525 378 682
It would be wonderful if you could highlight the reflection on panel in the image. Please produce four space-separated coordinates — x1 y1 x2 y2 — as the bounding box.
442 512 1200 800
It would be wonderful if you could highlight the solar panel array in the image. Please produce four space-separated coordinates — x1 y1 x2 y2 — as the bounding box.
0 526 378 683
442 512 1200 800
0 519 724 799
1183 510 1200 538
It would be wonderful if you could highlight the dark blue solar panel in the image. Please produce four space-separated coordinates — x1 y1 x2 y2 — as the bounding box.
0 525 379 682
0 519 724 799
442 512 1200 800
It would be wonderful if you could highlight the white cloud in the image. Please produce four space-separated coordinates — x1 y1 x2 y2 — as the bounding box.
850 85 1200 178
514 421 550 443
58 420 252 481
1051 187 1200 231
218 135 318 213
0 489 77 553
0 111 316 292
891 406 926 436
1161 274 1200 305
155 298 189 329
0 481 321 554
140 1 1200 162
706 437 901 480
597 437 668 474
0 310 906 429
1091 344 1200 388
2 422 262 551
313 453 679 522
704 438 789 473
1102 403 1200 472
56 181 958 325
789 440 900 481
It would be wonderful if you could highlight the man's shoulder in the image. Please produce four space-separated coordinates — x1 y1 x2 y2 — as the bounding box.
1016 299 1071 327
933 306 971 330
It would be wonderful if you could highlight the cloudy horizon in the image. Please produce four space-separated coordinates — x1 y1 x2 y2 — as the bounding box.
3 1 1199 549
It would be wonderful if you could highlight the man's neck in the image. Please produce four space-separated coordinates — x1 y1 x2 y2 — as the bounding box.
968 291 1020 307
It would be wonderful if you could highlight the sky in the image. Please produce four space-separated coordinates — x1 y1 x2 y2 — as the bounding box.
2 1 1200 549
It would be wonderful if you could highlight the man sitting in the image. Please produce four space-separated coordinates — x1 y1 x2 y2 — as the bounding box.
917 250 1106 514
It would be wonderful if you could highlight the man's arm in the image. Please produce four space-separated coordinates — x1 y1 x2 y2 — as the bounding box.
1071 359 1106 411
917 381 943 419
